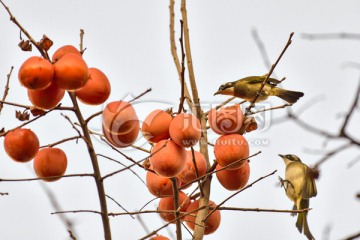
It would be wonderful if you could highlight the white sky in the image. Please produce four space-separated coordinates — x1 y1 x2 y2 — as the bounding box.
0 1 360 240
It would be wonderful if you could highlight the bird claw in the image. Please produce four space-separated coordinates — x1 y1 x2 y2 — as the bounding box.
278 176 285 188
278 176 294 189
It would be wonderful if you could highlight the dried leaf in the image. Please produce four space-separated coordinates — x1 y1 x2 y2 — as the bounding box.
237 117 257 135
18 40 32 52
142 158 151 169
15 110 30 121
165 107 173 116
39 34 53 51
0 127 4 135
30 106 45 116
246 117 258 133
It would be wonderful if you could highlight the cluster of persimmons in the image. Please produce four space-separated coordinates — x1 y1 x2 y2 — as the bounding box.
3 45 111 181
3 44 253 238
108 103 253 238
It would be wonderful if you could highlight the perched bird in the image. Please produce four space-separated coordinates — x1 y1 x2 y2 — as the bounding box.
279 154 317 240
214 76 304 104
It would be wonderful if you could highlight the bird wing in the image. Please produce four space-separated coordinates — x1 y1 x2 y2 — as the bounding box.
303 167 317 199
245 76 281 86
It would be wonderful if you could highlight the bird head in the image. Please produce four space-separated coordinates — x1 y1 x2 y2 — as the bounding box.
279 154 302 165
214 82 235 96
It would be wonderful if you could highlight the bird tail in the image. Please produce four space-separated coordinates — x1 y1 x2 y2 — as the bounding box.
296 199 315 240
274 88 304 104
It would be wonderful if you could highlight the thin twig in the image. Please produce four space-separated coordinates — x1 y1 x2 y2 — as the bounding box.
38 180 77 237
61 113 82 137
0 0 48 59
251 28 273 74
339 77 360 137
218 206 311 214
246 32 294 113
248 103 292 115
98 154 147 185
0 107 57 137
205 170 277 221
100 140 167 181
301 32 360 40
52 210 102 215
177 19 186 114
0 173 94 182
339 230 360 240
138 205 207 240
0 66 14 113
169 0 193 109
313 143 353 169
106 194 134 219
128 88 152 103
100 137 145 170
41 136 83 148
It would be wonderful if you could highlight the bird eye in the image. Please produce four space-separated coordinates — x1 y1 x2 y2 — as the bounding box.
285 154 293 160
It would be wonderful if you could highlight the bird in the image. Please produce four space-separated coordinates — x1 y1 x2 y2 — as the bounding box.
214 76 304 104
278 154 317 240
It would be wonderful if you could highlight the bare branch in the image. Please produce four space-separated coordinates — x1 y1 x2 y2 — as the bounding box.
0 66 14 113
302 32 360 41
0 173 94 182
339 77 360 137
169 0 193 109
128 88 152 103
251 28 273 73
0 0 48 58
219 206 311 214
205 170 277 221
246 32 294 113
177 19 186 114
41 136 83 148
106 194 134 219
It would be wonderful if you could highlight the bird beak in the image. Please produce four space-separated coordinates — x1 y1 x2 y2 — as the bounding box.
278 154 285 158
213 90 220 96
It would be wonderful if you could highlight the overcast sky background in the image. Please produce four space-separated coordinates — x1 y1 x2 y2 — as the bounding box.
0 1 360 240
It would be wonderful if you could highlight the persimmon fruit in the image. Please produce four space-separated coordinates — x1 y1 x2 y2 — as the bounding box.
18 56 54 90
52 45 81 62
102 101 139 135
142 109 172 143
150 139 186 177
149 236 169 240
4 128 39 162
102 125 139 148
27 81 65 109
208 104 244 135
214 134 249 169
33 147 67 182
184 200 221 235
146 169 177 197
76 67 111 105
177 150 207 184
53 53 88 90
215 160 250 191
169 113 201 148
158 191 190 222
